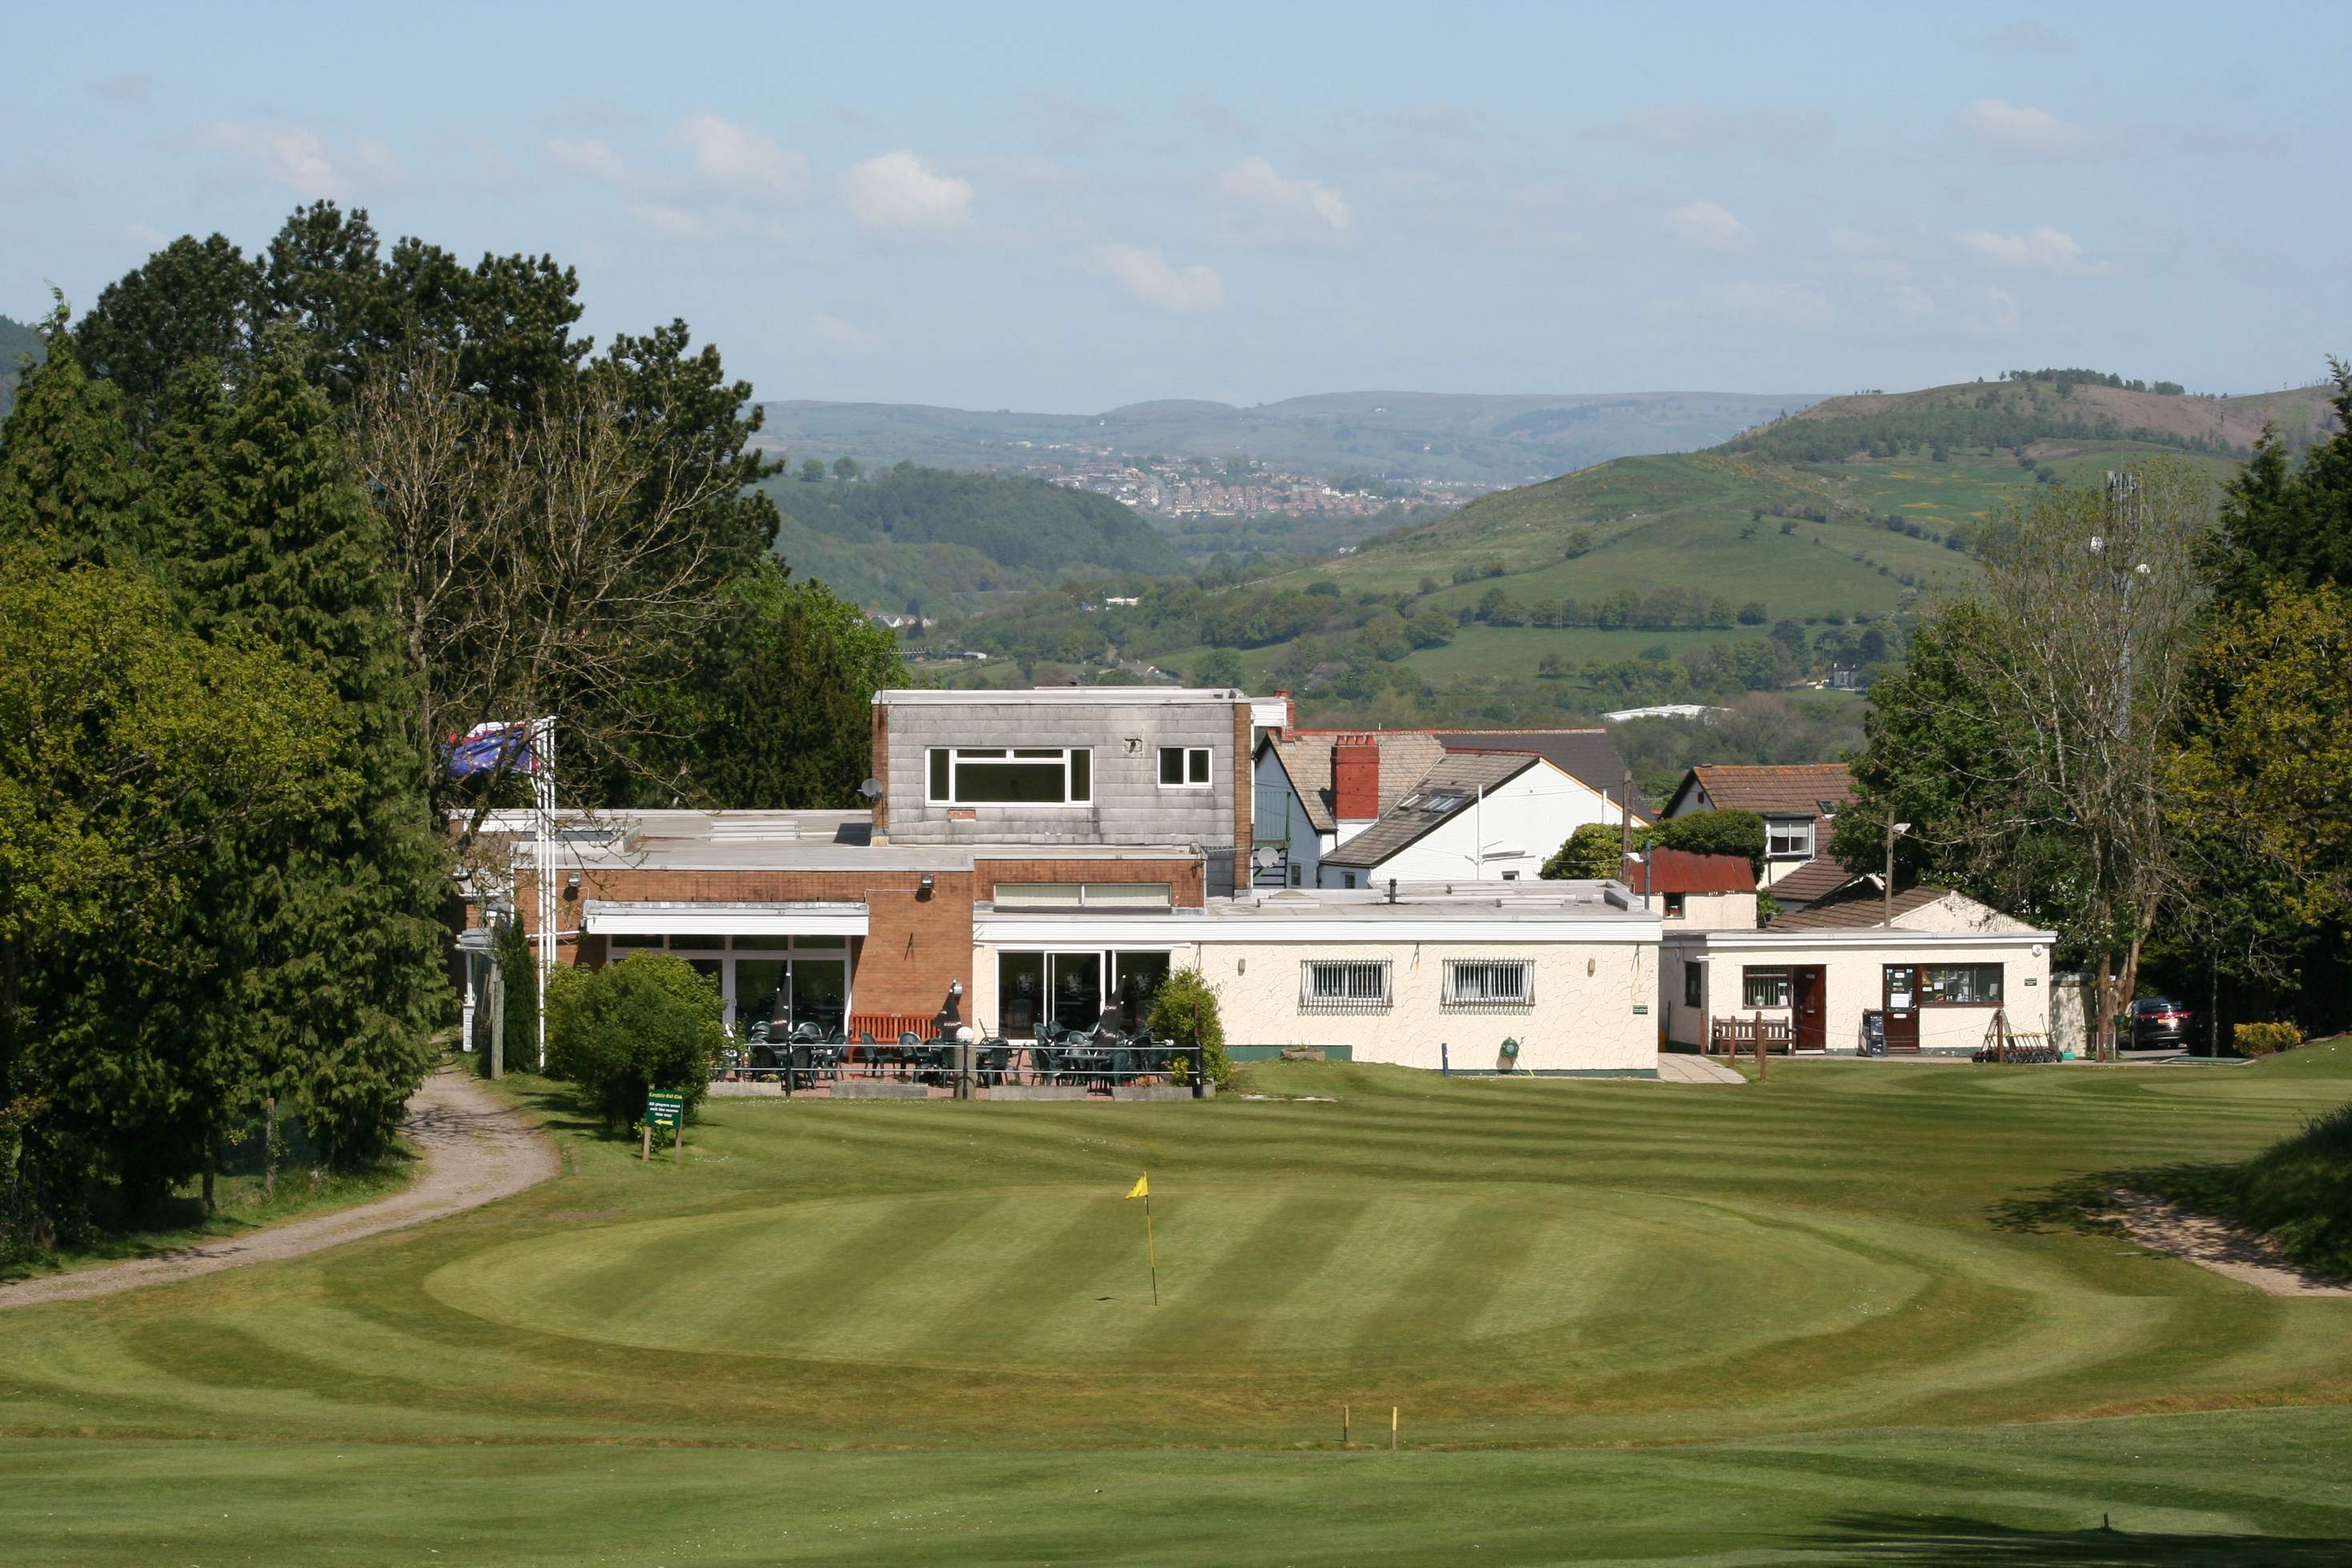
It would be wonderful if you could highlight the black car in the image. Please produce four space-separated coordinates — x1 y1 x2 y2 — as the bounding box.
2128 998 2193 1050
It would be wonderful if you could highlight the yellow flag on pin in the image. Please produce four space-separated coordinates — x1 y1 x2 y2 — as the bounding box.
1124 1175 1149 1200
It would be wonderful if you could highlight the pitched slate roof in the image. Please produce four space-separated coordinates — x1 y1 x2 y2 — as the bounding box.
1767 883 1946 931
1669 763 1855 820
1267 731 1447 833
1766 855 1863 907
1622 848 1756 895
1320 751 1539 871
1432 729 1639 809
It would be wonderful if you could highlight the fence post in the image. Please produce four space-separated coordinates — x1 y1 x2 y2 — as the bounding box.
1190 1026 1206 1100
1753 1009 1766 1081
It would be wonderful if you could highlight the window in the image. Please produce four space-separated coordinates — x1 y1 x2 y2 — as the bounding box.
1288 863 1302 887
1684 962 1704 1008
1664 892 1687 918
993 882 1172 908
1766 817 1815 858
926 746 1091 805
1301 959 1391 1012
1443 959 1533 1009
1922 964 2004 1005
1339 872 1357 890
1741 966 1791 1009
997 948 1174 1037
1158 746 1212 787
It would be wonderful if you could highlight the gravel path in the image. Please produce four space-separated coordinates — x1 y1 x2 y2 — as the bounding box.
0 1065 559 1311
2109 1189 2352 1298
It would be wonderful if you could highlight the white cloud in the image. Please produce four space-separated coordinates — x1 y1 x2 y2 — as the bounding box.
626 202 713 242
1214 156 1351 240
811 313 878 353
1957 224 2114 275
191 120 398 199
1088 243 1226 314
672 112 807 202
1698 280 1832 329
1956 98 2117 159
126 222 169 247
544 136 633 188
841 150 973 233
1971 286 2022 336
1663 199 1752 253
1985 18 2073 51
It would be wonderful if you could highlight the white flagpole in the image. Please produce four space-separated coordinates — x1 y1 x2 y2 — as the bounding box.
533 716 556 1071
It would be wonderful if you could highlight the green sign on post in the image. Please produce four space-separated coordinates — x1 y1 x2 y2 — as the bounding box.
643 1090 686 1165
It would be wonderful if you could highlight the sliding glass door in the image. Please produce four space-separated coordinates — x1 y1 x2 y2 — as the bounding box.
995 948 1174 1038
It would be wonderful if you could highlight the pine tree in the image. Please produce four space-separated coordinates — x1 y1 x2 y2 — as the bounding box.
0 305 148 568
170 327 448 1161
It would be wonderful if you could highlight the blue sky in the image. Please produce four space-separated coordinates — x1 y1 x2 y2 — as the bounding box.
5 2 2342 411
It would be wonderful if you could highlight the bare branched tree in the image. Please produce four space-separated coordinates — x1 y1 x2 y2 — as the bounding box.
1951 460 2213 1057
351 349 744 830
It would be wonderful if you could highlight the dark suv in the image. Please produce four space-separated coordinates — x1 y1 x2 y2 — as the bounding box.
2128 998 2193 1050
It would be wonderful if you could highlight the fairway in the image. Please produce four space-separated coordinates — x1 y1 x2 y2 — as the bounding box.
3 1045 2350 1562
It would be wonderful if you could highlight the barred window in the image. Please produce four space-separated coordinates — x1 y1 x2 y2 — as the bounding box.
1443 959 1534 1009
1300 959 1391 1012
1742 967 1791 1009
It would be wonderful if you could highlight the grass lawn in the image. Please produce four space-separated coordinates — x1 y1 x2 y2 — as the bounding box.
2 1043 2348 1562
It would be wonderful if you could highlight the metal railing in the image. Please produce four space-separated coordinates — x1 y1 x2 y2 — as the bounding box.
717 1021 1209 1097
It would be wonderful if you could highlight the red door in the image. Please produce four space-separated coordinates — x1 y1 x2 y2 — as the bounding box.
1882 964 1921 1053
1792 967 1827 1051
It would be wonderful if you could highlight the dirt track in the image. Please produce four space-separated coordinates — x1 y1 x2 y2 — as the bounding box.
0 1065 559 1311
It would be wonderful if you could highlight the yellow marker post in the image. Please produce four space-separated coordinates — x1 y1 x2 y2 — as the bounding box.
1124 1175 1158 1305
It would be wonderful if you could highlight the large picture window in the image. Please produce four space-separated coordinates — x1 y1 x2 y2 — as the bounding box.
927 746 1091 805
1922 964 2004 1005
1741 966 1791 1009
1442 959 1533 1009
997 948 1173 1037
1301 959 1391 1012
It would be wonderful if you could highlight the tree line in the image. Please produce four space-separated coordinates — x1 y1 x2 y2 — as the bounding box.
0 203 901 1257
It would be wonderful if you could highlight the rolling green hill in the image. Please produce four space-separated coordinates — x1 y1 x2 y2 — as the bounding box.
0 313 43 422
764 463 1181 612
754 388 1819 487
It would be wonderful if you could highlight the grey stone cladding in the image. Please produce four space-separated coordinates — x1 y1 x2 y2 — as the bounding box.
881 696 1238 854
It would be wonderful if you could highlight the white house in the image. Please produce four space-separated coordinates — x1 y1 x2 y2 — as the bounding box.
1661 882 2056 1056
1313 752 1636 888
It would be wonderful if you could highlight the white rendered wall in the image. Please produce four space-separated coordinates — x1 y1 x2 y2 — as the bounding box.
1663 939 2052 1053
1352 761 1634 885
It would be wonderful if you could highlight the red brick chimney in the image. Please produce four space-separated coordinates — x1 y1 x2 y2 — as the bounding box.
1332 734 1379 823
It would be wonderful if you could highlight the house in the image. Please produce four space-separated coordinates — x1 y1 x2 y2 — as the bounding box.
461 687 1663 1077
1663 763 1855 899
1661 882 2055 1057
1312 752 1616 888
1254 727 1641 890
1620 848 1756 928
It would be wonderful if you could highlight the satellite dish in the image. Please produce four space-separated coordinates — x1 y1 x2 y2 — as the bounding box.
858 777 882 800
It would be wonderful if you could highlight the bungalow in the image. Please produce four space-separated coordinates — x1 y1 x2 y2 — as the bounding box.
1661 881 2055 1056
1663 762 1856 906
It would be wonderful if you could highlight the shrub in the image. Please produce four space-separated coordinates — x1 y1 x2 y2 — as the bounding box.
1644 808 1768 877
547 953 728 1131
490 916 537 1071
2234 1021 2304 1057
1542 821 1623 880
1147 967 1232 1089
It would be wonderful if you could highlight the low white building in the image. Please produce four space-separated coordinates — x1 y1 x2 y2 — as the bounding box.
973 881 1662 1077
1662 884 2055 1056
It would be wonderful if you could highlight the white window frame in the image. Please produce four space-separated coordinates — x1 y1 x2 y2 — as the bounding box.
1299 958 1391 1013
1766 816 1815 859
926 746 1093 807
1157 745 1213 788
1441 959 1534 1010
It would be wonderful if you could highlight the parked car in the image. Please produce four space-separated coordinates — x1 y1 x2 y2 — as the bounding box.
2128 998 2193 1050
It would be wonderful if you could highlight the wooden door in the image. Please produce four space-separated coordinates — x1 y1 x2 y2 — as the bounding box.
1792 966 1827 1052
1882 964 1921 1053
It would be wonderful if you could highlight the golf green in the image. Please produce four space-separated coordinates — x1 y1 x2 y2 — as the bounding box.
2 1045 2349 1562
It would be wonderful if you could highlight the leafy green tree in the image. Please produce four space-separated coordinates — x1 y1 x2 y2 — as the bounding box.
162 329 447 1161
800 457 826 483
1541 822 1623 880
547 954 727 1131
1146 967 1230 1088
832 455 858 480
1192 648 1246 688
1647 809 1768 876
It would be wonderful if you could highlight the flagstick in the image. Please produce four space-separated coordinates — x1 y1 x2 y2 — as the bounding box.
1144 1192 1159 1306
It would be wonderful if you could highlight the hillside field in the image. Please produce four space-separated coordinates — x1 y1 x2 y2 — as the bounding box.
2 1042 2350 1562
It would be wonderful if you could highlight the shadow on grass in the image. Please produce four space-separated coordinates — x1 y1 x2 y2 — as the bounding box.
1808 1513 2351 1563
1985 1163 2238 1238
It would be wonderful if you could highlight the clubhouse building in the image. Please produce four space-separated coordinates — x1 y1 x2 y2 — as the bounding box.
460 688 1662 1077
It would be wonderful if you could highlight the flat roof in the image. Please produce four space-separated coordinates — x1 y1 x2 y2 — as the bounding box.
876 686 1254 705
976 880 1660 944
462 808 1208 874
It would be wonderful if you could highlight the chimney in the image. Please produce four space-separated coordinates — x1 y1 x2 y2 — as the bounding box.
1333 734 1379 823
1269 689 1292 739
